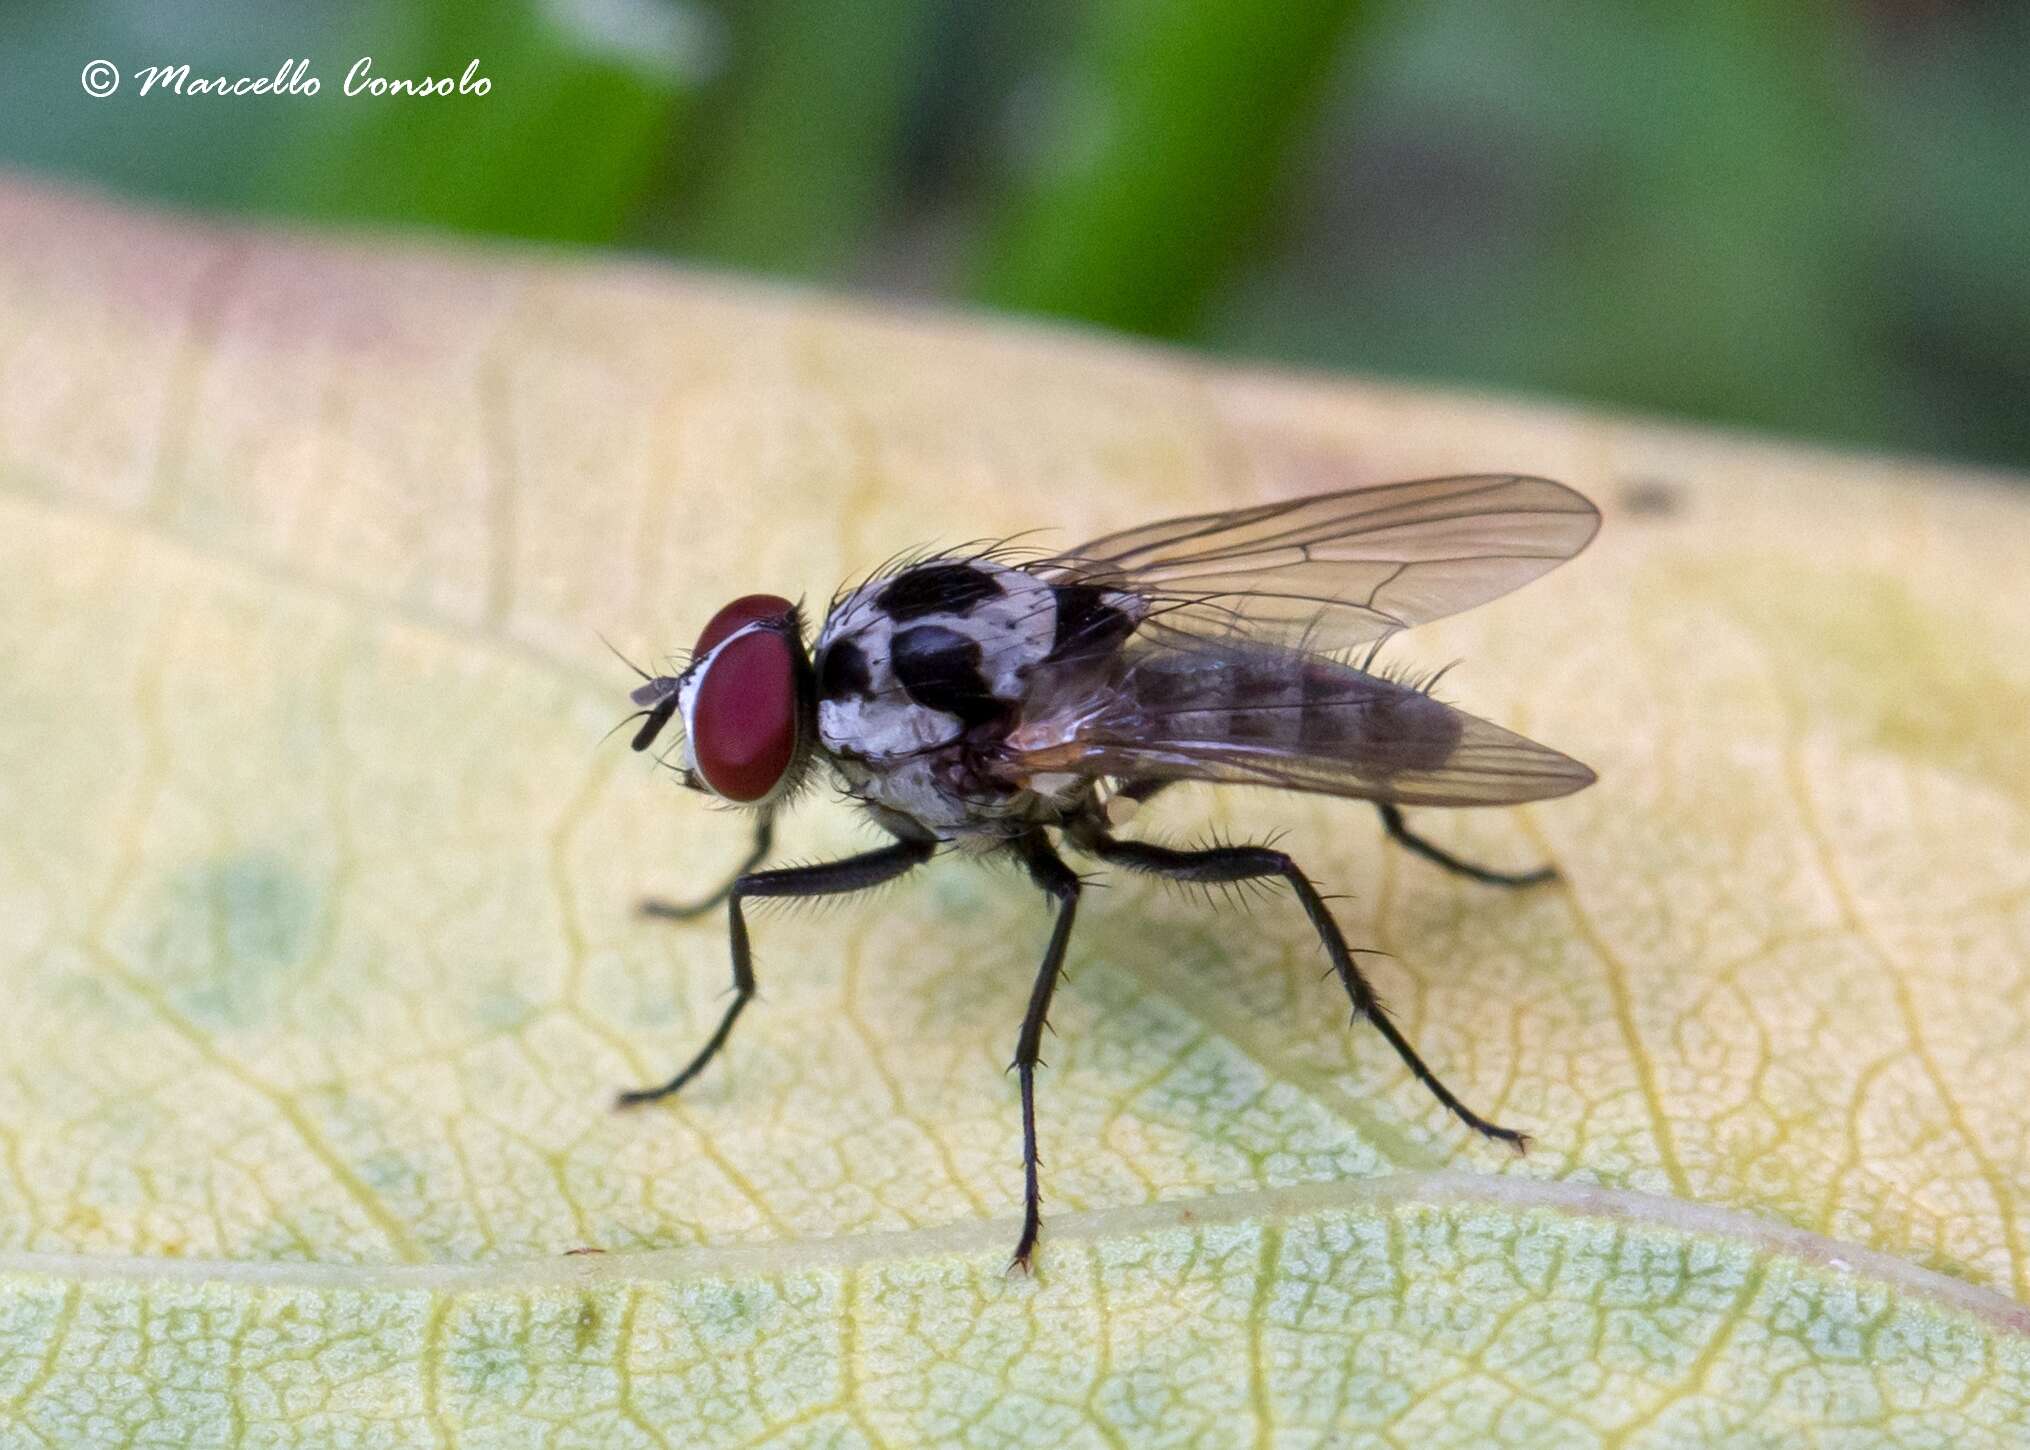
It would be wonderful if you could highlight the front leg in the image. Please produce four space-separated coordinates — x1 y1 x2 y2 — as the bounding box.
1007 831 1082 1273
640 810 776 922
615 832 935 1108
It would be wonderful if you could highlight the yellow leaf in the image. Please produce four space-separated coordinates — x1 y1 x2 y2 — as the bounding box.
2 178 2028 1446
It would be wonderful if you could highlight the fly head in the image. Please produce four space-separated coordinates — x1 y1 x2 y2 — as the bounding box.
621 594 818 806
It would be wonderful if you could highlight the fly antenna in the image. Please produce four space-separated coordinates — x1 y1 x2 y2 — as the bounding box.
630 696 681 752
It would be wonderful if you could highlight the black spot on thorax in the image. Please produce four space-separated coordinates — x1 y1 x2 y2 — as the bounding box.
1049 583 1135 659
816 638 874 700
890 624 1006 730
876 562 1004 621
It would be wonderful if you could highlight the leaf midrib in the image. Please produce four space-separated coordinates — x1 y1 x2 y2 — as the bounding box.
0 1172 2019 1337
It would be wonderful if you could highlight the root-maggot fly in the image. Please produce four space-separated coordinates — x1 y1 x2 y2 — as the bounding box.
615 475 1599 1269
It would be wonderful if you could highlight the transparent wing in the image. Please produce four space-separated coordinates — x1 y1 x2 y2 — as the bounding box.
1004 638 1593 808
1049 474 1599 653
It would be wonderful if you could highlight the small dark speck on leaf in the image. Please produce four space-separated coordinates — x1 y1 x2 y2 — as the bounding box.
1619 477 1684 517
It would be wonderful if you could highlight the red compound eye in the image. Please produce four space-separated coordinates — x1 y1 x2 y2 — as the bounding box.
690 626 800 802
695 594 795 658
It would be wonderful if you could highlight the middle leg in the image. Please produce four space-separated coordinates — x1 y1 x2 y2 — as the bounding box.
1006 830 1082 1272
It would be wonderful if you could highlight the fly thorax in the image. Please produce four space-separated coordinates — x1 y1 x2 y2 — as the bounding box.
816 559 1065 757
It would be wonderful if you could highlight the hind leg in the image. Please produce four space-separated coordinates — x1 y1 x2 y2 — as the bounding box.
1376 802 1554 888
1074 825 1529 1150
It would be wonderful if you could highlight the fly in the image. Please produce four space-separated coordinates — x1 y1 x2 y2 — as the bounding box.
614 474 1600 1270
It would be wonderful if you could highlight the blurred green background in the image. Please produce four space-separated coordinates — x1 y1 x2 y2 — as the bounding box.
5 0 2026 469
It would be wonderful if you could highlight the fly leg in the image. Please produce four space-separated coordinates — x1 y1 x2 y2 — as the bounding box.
1376 802 1555 888
640 811 776 921
1070 824 1529 1151
1006 831 1082 1273
615 832 935 1108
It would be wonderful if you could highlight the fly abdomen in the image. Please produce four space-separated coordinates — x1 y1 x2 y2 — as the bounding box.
1298 662 1462 777
1120 644 1462 780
